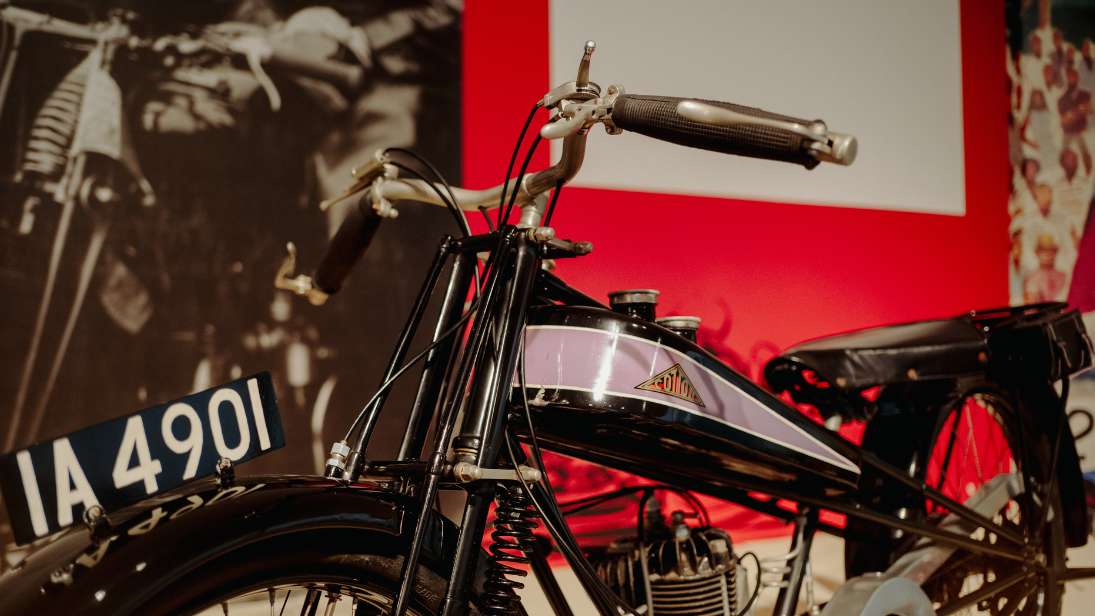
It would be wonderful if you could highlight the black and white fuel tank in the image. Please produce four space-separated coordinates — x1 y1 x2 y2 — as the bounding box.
517 305 862 495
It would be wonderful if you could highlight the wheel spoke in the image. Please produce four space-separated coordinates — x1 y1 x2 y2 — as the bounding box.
324 592 342 616
280 590 292 616
995 581 1033 616
301 588 321 616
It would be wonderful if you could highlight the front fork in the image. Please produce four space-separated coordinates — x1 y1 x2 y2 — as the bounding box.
376 228 542 616
440 233 542 616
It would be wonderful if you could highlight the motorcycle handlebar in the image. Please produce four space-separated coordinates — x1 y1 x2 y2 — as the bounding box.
313 196 383 294
611 94 823 169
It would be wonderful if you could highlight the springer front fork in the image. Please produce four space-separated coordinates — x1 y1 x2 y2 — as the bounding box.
319 226 576 616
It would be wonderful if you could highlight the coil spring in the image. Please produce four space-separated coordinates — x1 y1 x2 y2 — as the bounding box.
18 53 90 183
483 485 540 616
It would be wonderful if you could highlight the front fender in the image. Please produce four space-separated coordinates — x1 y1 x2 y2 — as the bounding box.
0 475 457 615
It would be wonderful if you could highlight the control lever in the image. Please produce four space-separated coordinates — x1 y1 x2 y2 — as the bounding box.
576 40 595 90
676 100 857 166
319 149 393 212
275 242 329 305
540 41 625 140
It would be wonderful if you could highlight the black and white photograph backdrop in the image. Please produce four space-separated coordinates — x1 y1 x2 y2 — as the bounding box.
0 0 463 552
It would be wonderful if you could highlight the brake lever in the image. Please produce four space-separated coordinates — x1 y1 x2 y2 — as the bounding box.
539 40 625 140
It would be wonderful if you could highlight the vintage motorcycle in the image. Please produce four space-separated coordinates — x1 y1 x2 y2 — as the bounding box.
1 41 1093 616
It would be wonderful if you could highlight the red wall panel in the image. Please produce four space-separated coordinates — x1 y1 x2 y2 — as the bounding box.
464 0 1007 371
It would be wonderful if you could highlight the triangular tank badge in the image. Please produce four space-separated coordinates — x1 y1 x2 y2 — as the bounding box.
636 363 705 407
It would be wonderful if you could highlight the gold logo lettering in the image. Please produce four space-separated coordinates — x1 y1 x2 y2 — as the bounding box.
636 364 705 406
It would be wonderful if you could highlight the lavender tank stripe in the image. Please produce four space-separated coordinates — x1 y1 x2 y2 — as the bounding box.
521 325 858 473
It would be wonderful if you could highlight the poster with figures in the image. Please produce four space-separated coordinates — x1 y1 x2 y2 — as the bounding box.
1008 0 1095 526
0 0 463 557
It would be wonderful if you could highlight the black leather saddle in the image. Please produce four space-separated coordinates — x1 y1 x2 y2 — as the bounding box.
764 304 1091 421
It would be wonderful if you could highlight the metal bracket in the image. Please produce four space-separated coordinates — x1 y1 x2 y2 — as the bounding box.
319 149 392 212
541 84 625 140
214 457 235 490
368 164 402 219
82 504 111 545
540 237 593 258
452 462 542 484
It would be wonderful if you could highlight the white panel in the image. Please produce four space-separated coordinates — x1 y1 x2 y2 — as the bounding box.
549 0 966 215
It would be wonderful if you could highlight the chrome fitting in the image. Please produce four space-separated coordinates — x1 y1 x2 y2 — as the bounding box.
214 457 234 489
452 462 542 484
326 440 351 471
82 504 111 545
527 226 555 242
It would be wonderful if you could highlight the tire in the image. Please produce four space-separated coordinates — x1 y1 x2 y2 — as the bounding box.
916 391 1067 616
132 529 453 616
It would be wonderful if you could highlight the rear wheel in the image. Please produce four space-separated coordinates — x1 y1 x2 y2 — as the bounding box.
917 392 1067 616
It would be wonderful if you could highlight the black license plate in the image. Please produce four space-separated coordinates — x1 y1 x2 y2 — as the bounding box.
0 372 283 545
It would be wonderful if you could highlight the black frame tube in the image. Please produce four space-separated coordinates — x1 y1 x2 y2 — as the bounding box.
398 251 478 461
344 236 453 477
530 536 575 616
771 506 819 616
392 230 518 616
860 450 1026 547
444 234 544 615
459 236 541 468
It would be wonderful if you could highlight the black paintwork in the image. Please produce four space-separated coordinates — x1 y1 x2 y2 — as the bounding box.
521 304 861 491
0 476 457 616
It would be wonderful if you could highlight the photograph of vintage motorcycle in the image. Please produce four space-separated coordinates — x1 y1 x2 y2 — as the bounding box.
2 1 1095 616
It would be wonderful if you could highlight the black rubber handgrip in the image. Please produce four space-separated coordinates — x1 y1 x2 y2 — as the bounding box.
313 197 382 294
611 94 820 169
268 46 365 91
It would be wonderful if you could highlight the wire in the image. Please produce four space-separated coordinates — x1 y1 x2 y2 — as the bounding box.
513 326 647 616
478 205 496 233
384 152 482 295
518 329 557 506
388 161 469 237
558 485 708 526
543 179 564 228
500 131 544 228
386 147 469 229
498 103 543 229
504 431 637 616
735 551 763 616
342 297 480 442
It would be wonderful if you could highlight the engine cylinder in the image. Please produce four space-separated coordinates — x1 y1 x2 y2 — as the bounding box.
592 524 739 616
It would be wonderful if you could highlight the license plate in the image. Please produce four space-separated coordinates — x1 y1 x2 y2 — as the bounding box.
0 372 283 545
